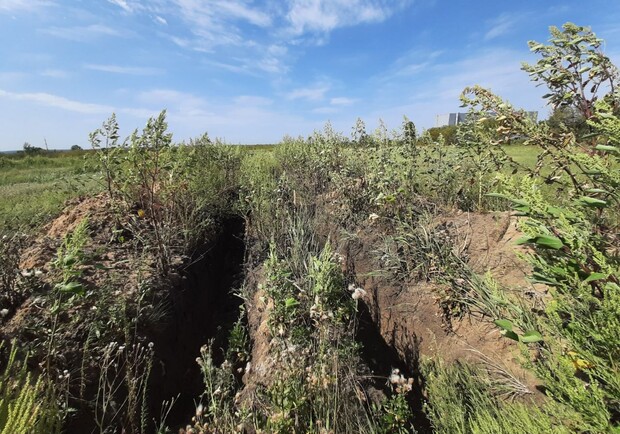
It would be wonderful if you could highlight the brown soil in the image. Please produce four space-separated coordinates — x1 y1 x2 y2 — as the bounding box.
2 193 546 432
337 211 542 394
1 194 247 432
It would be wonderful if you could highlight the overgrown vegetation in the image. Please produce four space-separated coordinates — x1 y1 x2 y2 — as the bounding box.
0 21 618 433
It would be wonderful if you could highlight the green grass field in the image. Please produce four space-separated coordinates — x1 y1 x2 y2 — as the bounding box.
0 152 100 231
0 144 541 232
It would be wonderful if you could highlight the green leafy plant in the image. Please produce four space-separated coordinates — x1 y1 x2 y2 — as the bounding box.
522 22 619 122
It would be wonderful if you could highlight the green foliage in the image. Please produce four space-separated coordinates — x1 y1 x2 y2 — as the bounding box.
0 231 30 311
464 33 620 428
0 153 99 231
0 342 62 434
52 217 89 296
522 22 619 121
89 112 242 274
546 106 589 138
421 359 579 434
22 142 45 155
426 125 457 145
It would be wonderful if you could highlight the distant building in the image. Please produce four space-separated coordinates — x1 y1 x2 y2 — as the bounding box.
435 113 468 127
435 111 538 127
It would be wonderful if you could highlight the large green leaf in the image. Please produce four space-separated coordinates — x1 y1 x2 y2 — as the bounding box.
533 235 564 250
55 281 85 296
579 196 607 208
595 144 619 153
494 319 514 331
584 272 607 283
521 330 543 343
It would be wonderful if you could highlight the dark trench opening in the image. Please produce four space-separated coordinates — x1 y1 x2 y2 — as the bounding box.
355 300 433 433
147 215 247 429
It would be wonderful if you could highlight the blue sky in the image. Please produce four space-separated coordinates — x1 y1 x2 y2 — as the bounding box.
1 0 620 150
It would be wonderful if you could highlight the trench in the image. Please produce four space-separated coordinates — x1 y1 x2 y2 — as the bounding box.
355 301 432 433
147 216 246 429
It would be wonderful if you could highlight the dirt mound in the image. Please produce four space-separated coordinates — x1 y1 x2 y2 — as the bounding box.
339 211 541 394
2 194 247 432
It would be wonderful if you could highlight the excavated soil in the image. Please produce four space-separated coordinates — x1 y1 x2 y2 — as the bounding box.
2 194 544 432
1 195 247 432
337 211 543 396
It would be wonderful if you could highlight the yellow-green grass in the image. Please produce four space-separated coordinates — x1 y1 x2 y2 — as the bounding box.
0 153 100 231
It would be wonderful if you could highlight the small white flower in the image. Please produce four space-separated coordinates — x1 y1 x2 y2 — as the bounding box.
195 404 204 417
352 287 366 300
34 269 43 277
0 309 9 318
20 270 33 277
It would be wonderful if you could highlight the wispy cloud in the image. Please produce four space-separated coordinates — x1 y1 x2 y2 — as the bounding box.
285 0 411 37
40 69 69 78
154 15 167 25
384 49 444 80
365 48 548 132
312 106 338 114
0 88 157 119
137 89 214 117
42 24 123 41
0 88 113 114
286 83 330 101
330 97 357 106
0 0 53 12
107 0 132 12
484 13 521 41
84 64 163 75
172 0 271 50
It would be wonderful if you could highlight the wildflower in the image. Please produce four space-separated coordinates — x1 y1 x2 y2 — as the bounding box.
389 369 402 385
352 287 366 300
195 404 204 417
137 209 146 218
0 309 9 318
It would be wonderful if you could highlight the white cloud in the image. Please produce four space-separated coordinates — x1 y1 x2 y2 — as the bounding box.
137 89 214 117
154 15 167 25
0 89 113 114
364 48 548 131
383 49 443 80
172 0 271 50
484 13 520 41
286 84 330 101
107 0 132 12
0 88 156 120
42 24 123 40
285 0 411 36
84 64 163 75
